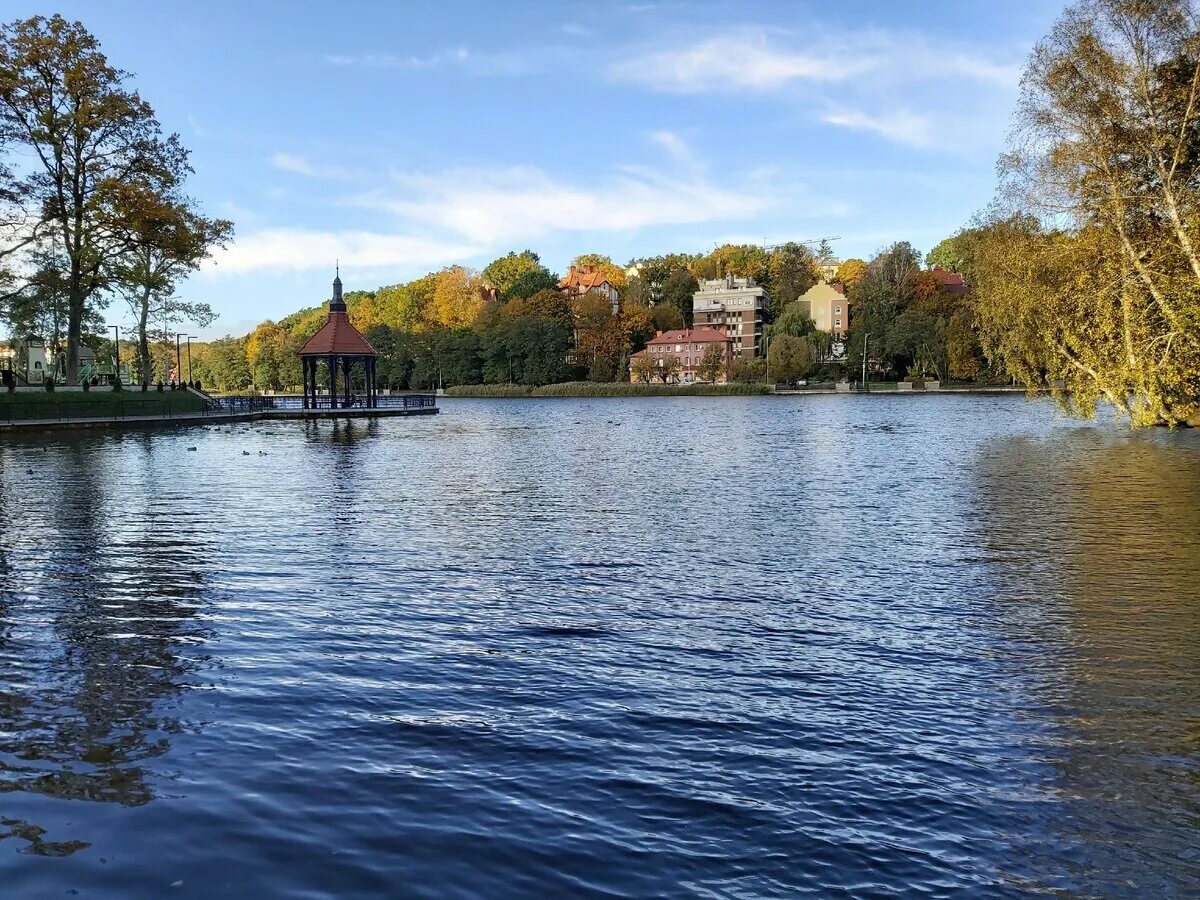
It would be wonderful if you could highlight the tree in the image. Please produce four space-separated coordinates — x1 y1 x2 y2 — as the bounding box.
886 310 945 380
0 15 187 383
769 302 816 339
115 195 232 387
654 355 681 384
767 242 819 307
692 244 770 282
649 301 684 332
481 250 555 300
975 0 1200 425
429 266 482 328
835 258 867 290
660 269 698 321
631 354 656 384
768 334 814 384
697 342 727 383
729 356 766 383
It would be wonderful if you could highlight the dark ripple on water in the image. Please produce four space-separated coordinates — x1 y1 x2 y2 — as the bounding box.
1 396 1199 897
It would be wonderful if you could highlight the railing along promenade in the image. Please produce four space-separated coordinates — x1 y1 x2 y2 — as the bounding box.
207 394 438 413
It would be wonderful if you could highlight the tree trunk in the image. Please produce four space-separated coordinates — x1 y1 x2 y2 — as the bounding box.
138 286 152 387
66 282 83 386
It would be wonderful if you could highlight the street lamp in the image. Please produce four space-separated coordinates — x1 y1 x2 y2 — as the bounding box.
108 324 120 384
186 335 197 385
862 332 871 391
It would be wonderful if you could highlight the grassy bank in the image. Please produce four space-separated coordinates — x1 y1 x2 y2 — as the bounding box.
445 381 773 398
1 389 206 421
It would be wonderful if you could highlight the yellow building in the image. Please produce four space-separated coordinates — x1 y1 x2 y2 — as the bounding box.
798 281 849 336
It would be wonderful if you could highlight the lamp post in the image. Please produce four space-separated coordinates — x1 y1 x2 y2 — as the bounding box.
186 335 197 385
862 332 871 392
108 324 120 385
175 333 184 386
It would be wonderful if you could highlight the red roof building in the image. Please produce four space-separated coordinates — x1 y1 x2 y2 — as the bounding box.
298 271 380 409
630 327 734 384
559 264 620 314
929 266 968 295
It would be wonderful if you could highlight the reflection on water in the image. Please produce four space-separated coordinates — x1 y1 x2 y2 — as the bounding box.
0 435 213 854
978 431 1200 893
0 397 1197 896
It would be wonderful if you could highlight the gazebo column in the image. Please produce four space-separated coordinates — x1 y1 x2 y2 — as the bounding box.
342 357 352 407
328 354 338 409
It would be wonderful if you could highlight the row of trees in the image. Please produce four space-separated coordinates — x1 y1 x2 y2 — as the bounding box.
0 15 230 385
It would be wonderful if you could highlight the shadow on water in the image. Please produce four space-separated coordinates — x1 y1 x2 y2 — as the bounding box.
975 428 1200 895
0 433 215 857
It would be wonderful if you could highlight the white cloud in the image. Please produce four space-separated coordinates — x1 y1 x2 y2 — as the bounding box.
609 26 1021 94
361 163 772 246
324 47 531 76
206 229 481 275
269 152 353 180
822 108 934 148
610 33 867 92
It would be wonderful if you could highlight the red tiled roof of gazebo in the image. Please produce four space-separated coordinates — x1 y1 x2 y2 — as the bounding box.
298 310 378 356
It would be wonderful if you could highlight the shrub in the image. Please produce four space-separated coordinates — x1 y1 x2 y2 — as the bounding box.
44 377 55 392
111 377 123 392
82 379 90 392
156 381 164 392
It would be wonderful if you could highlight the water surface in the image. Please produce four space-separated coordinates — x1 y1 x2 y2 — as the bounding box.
1 395 1198 897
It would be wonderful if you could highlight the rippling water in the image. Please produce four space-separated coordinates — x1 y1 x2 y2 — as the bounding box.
1 395 1198 897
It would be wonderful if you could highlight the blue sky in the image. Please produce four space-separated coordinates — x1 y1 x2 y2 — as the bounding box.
6 0 1064 337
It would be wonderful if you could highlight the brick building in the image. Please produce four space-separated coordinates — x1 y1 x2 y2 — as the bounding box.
630 327 734 384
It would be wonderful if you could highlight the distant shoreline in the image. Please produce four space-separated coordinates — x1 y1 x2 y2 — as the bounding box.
442 382 1032 399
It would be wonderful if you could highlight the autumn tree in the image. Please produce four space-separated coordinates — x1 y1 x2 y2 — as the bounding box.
115 188 232 387
975 0 1200 424
429 266 483 328
0 15 193 383
630 354 656 384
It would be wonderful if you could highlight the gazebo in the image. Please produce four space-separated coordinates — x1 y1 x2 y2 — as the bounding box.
298 270 380 409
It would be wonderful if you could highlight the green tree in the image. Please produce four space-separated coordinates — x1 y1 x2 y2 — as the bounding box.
767 334 814 384
481 250 555 300
767 242 818 308
769 302 816 339
697 342 727 383
660 269 698 322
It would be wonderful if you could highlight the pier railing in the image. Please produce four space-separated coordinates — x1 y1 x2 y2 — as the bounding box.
207 393 438 413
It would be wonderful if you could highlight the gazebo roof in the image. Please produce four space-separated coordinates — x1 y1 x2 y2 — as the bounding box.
298 270 378 357
298 310 378 357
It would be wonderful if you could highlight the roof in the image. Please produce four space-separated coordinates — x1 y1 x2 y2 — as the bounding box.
646 327 731 345
930 266 968 293
298 310 378 356
559 265 613 293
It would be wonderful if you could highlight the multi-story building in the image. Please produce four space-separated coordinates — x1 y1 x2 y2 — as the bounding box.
798 281 849 337
819 258 842 282
559 264 620 315
630 327 734 384
691 274 770 357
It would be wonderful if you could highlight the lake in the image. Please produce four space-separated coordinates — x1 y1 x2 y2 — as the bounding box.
1 395 1198 897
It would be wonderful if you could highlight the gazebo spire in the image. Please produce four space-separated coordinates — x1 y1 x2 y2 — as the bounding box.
331 264 345 312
